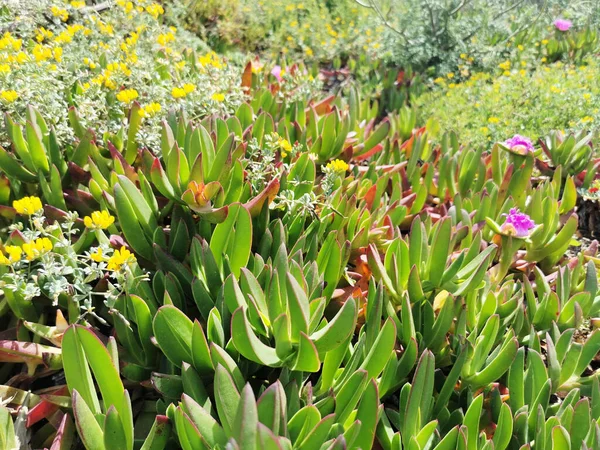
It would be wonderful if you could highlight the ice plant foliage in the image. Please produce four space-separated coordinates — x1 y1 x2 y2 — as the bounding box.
1 2 600 450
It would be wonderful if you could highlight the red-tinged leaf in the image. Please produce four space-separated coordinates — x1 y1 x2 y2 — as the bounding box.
27 386 69 427
400 134 415 156
108 141 137 181
399 192 417 208
354 143 383 162
244 178 280 218
241 61 253 91
313 95 335 116
364 184 377 210
49 413 75 450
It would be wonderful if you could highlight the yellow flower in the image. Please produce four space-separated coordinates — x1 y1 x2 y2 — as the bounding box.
5 246 22 262
13 196 43 215
211 93 225 102
584 93 591 101
116 88 138 103
157 32 175 46
22 238 52 261
498 60 511 71
35 27 54 42
172 87 186 98
517 45 524 51
0 245 23 265
51 6 69 21
326 159 349 173
107 246 136 271
145 3 164 19
84 210 115 230
1 90 18 103
53 47 63 62
183 83 195 94
446 72 454 79
542 39 549 45
541 57 547 63
582 116 594 123
488 117 500 124
90 248 105 263
277 137 292 157
71 1 85 8
144 102 161 116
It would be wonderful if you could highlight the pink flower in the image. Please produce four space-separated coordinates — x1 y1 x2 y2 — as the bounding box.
271 65 282 82
504 134 534 155
554 19 572 31
501 208 535 237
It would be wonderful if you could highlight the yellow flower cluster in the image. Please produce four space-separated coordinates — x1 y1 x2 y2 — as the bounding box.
211 93 225 102
0 32 22 52
117 88 139 103
90 248 105 263
0 245 22 265
157 32 175 46
84 211 115 230
54 24 88 45
498 60 511 71
278 137 292 157
1 90 18 103
35 27 54 43
107 247 136 271
92 62 132 90
172 83 195 99
22 238 53 261
326 159 349 173
145 3 164 19
198 52 224 70
13 196 43 215
140 102 161 117
0 236 54 264
51 6 69 22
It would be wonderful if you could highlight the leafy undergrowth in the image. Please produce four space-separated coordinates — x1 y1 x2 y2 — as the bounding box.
418 60 600 150
1 2 600 450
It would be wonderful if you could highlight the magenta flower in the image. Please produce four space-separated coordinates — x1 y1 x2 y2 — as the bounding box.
554 19 572 31
501 208 535 237
504 134 534 155
271 65 283 82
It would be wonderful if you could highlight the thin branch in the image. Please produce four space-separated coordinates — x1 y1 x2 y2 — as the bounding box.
353 0 406 40
449 0 470 17
461 0 528 44
80 1 112 15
